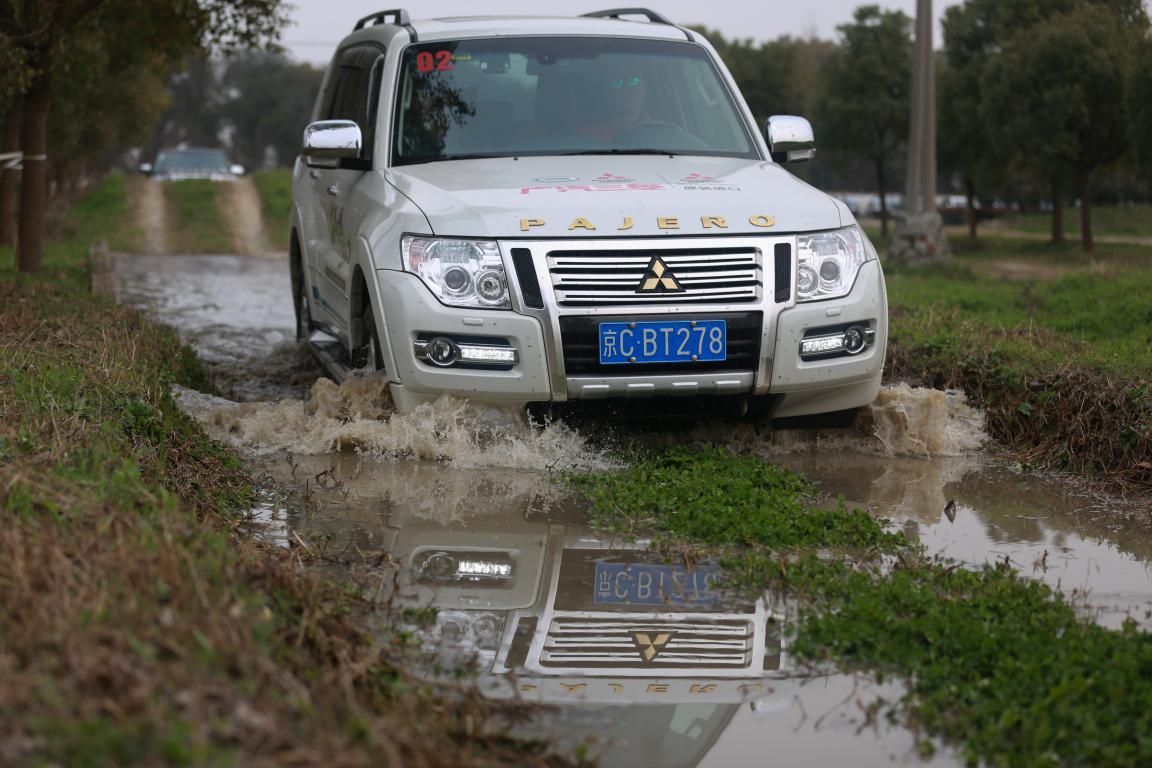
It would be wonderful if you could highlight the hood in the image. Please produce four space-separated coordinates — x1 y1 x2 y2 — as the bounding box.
388 156 844 239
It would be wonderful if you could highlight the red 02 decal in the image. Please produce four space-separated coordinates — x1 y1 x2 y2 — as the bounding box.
416 51 454 72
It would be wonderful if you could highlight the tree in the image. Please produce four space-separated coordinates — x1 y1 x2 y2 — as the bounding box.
942 0 1148 244
984 4 1146 251
0 0 288 274
817 6 912 237
219 53 324 169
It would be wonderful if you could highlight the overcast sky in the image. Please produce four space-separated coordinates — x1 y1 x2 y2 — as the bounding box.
283 0 966 65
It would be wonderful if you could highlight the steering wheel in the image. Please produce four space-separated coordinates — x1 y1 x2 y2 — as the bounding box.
616 120 684 139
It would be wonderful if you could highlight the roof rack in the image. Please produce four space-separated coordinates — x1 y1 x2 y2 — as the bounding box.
581 8 676 26
353 8 411 31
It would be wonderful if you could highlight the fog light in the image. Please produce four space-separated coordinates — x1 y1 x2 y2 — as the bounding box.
800 334 846 356
457 343 518 365
425 337 458 366
414 550 514 583
843 326 866 354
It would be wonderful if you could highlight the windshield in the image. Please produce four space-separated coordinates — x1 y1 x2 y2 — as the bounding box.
154 149 230 173
392 37 758 165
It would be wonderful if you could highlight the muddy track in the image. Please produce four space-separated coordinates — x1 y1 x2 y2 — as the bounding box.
128 177 168 255
219 177 275 258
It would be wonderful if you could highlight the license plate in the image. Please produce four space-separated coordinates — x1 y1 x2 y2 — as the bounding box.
598 319 726 365
594 562 722 606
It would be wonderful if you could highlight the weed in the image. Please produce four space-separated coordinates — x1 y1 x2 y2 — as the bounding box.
572 448 1152 767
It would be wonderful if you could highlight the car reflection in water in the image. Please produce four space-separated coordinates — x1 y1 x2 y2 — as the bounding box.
268 455 819 768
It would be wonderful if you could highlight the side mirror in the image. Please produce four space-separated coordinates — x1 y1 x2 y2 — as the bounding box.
229 164 245 176
303 120 362 167
766 116 815 164
139 162 153 175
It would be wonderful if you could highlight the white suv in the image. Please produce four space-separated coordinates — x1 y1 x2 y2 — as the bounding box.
291 8 887 417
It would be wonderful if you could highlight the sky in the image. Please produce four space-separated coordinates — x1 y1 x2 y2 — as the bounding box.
283 0 965 65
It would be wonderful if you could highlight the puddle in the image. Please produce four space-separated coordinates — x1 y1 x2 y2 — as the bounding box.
114 252 1152 766
113 254 321 400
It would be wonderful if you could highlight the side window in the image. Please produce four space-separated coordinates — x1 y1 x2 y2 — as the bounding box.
325 46 384 162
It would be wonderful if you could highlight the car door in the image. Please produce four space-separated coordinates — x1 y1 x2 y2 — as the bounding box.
311 45 383 345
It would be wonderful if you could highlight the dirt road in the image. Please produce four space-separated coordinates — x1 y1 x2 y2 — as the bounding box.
128 175 274 257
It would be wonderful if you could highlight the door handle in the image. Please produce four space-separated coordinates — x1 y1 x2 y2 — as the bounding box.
327 184 339 196
309 169 319 179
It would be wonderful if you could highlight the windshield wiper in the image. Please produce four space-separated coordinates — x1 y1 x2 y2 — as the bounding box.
557 148 680 156
400 153 512 165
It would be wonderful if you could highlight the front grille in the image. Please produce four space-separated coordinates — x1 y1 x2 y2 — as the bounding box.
559 312 762 375
547 247 761 306
540 617 753 669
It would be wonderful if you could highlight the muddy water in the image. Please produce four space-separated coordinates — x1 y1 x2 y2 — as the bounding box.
113 254 321 401
115 253 1152 767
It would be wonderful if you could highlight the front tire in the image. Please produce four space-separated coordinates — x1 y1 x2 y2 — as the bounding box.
353 304 384 372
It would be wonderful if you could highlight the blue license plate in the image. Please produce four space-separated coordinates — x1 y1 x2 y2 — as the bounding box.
594 562 722 606
599 320 727 365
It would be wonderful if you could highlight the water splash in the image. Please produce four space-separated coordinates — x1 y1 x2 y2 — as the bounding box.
691 384 986 459
184 375 609 471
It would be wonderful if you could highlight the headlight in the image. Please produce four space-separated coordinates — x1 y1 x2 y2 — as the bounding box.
402 235 510 309
435 611 507 652
795 225 872 302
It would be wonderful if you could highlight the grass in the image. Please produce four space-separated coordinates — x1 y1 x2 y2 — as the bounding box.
253 169 293 251
0 175 574 766
164 179 234 253
877 234 1152 487
571 448 1152 768
996 204 1152 239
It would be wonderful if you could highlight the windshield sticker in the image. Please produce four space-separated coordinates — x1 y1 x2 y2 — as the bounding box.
595 172 636 183
415 51 454 72
519 183 667 194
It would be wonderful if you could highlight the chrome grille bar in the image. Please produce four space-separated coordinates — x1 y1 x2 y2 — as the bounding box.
547 247 762 306
540 618 754 668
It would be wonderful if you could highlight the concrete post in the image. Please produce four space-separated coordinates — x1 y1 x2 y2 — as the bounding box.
889 0 950 265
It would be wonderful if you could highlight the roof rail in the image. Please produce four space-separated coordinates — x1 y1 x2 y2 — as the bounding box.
353 8 411 31
581 8 676 25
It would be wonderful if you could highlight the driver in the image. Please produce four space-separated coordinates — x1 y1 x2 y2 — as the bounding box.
577 70 652 141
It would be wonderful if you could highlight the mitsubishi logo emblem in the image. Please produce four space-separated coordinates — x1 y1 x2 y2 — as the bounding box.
638 257 683 293
631 631 675 662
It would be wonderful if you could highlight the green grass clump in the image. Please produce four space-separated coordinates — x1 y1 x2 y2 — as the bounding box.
164 179 233 253
572 448 1152 767
791 558 1152 767
253 169 293 251
570 447 904 552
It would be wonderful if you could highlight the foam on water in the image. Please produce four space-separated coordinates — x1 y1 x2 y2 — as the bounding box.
694 383 987 459
185 375 609 471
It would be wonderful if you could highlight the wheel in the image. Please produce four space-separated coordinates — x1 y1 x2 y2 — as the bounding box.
291 243 313 343
295 285 313 342
353 304 384 372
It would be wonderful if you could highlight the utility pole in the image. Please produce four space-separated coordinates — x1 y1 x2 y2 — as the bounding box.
890 0 950 265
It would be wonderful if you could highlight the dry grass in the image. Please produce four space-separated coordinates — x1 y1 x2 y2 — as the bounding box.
0 279 573 766
886 304 1152 492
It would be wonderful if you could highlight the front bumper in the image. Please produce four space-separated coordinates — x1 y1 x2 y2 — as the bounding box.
375 236 886 415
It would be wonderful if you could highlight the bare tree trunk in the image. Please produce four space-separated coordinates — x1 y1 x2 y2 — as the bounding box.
877 158 889 238
16 71 51 275
964 175 978 239
1079 169 1093 253
1050 179 1064 245
0 94 21 248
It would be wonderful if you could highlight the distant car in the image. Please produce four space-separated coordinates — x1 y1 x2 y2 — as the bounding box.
140 147 245 181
